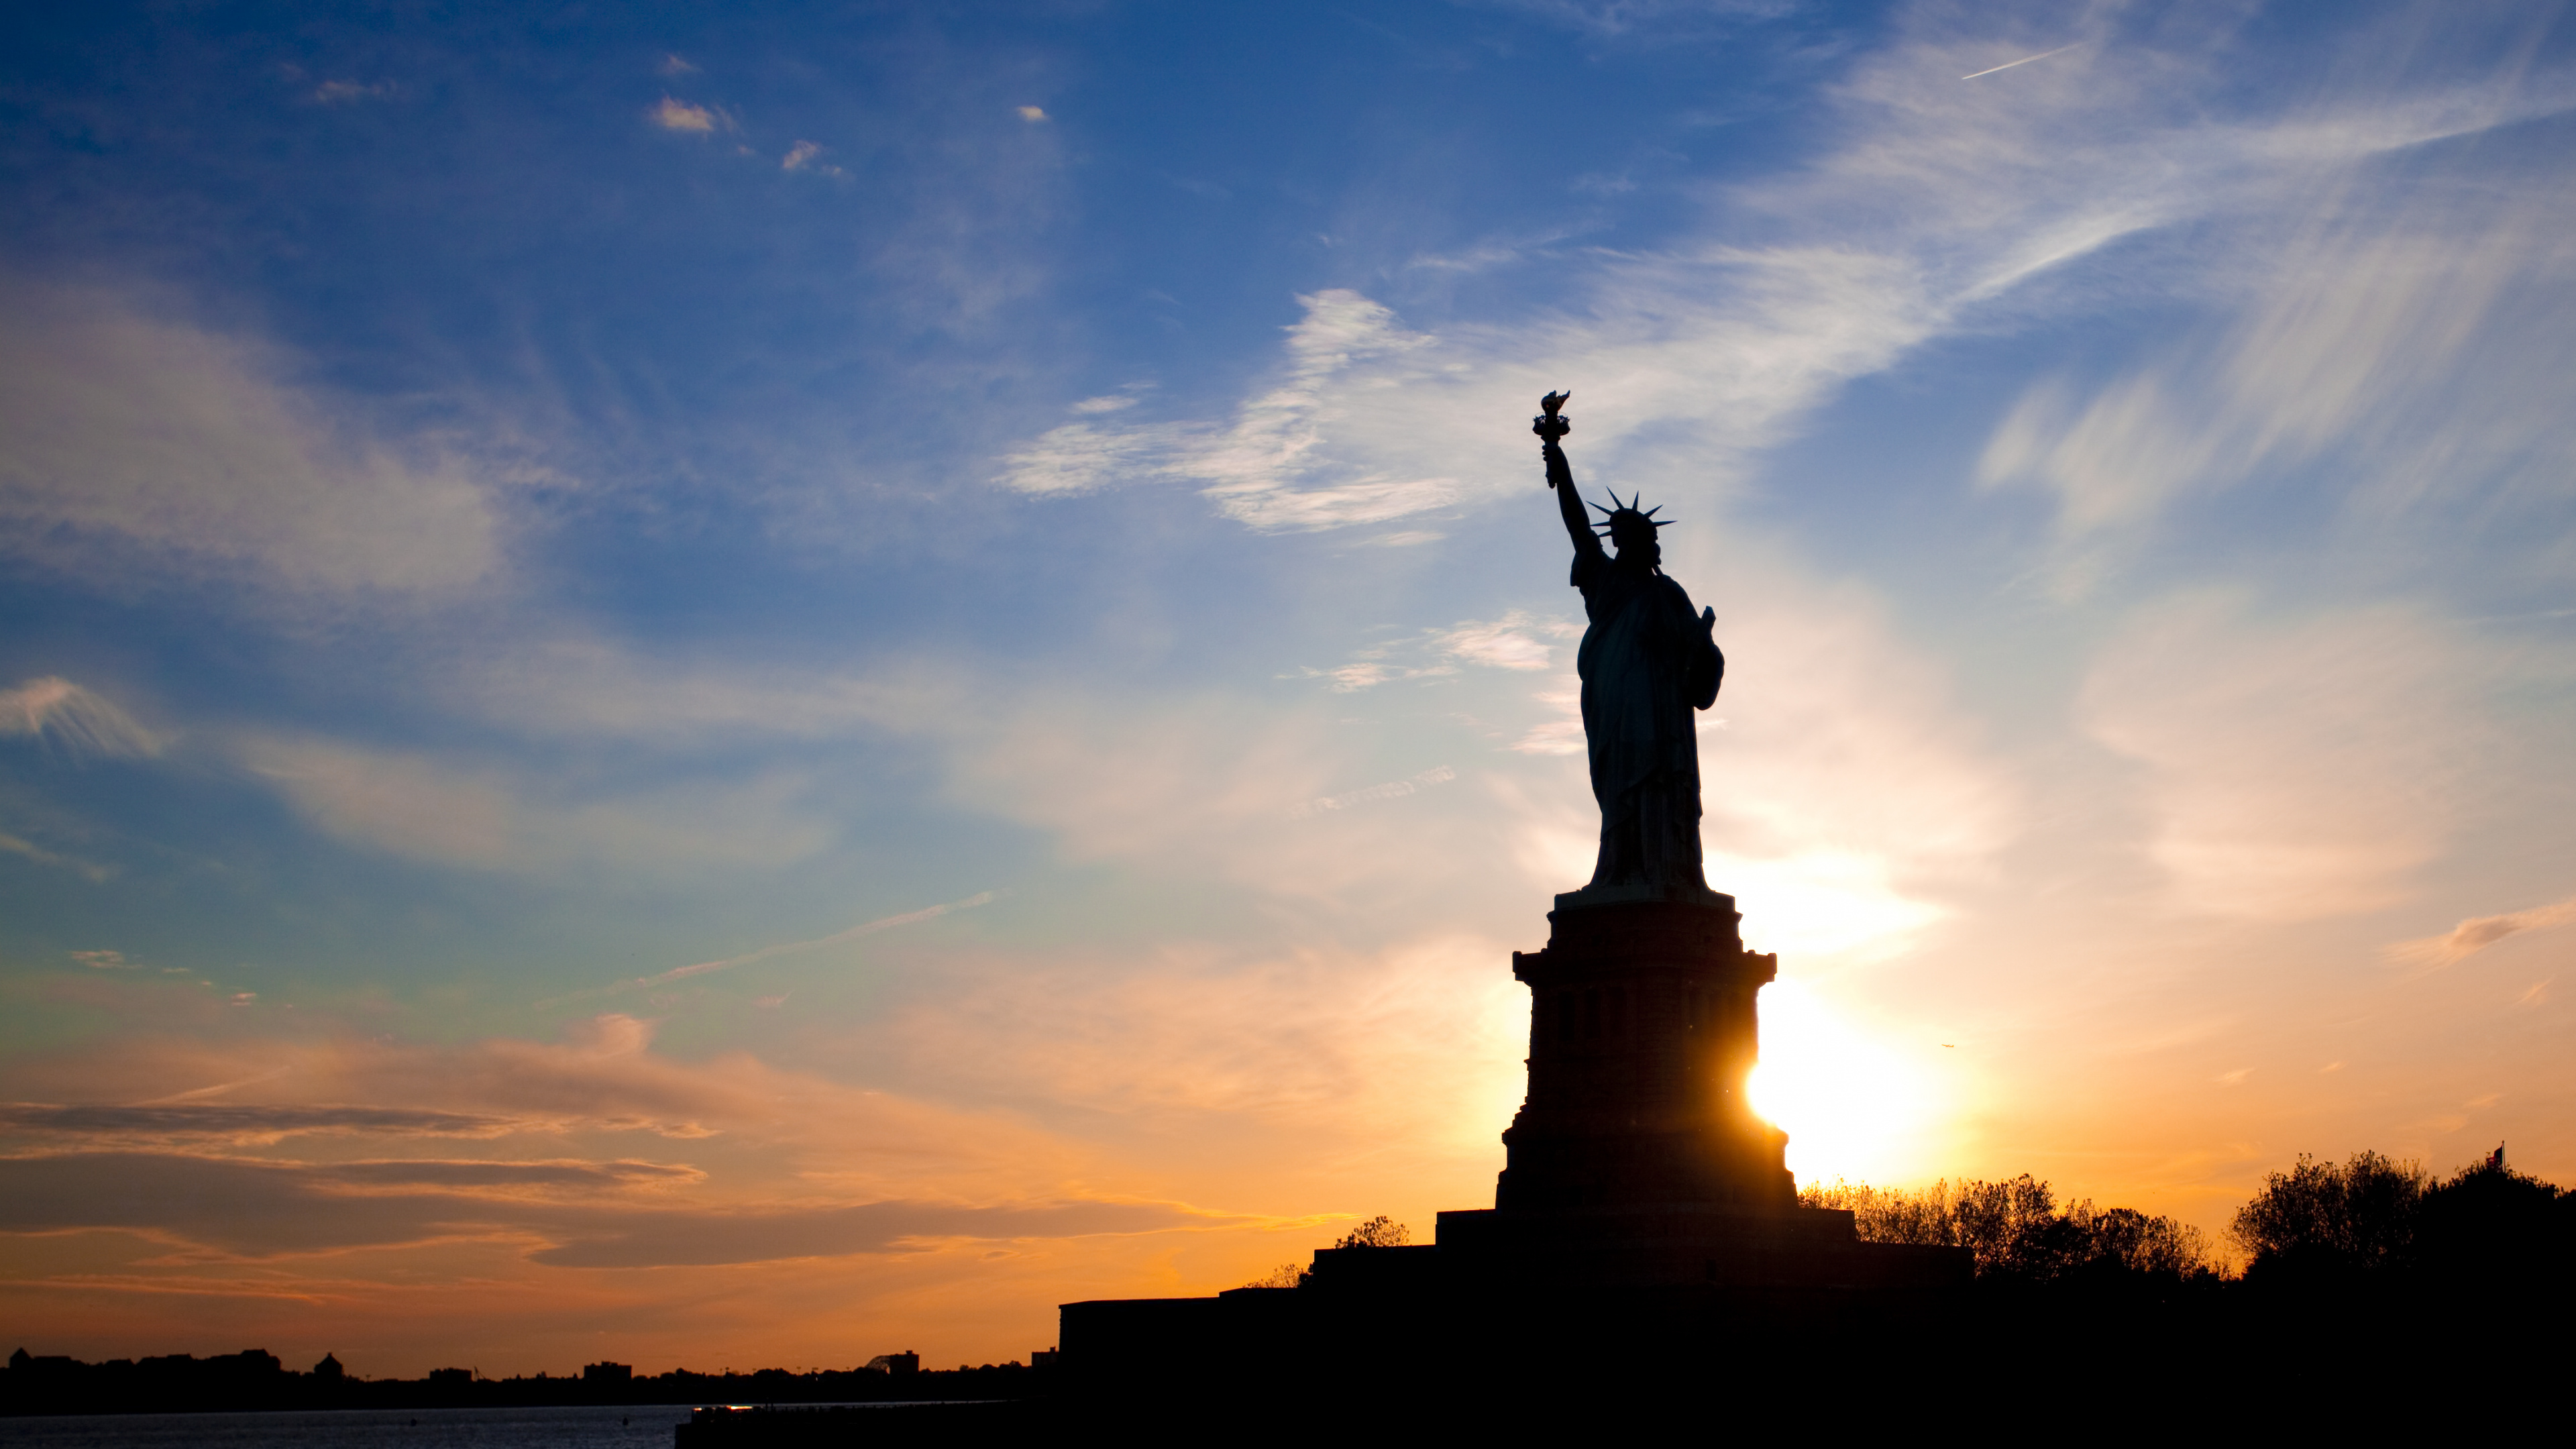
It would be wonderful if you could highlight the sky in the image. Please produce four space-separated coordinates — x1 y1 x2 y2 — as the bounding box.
3 0 2573 1376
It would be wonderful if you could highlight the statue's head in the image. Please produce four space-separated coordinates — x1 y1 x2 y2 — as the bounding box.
1592 493 1670 568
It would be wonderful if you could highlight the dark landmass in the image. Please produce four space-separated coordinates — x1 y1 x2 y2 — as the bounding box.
11 1148 2569 1432
0 1350 1049 1418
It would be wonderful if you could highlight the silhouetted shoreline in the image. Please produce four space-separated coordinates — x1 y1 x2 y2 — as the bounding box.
1 1354 1047 1419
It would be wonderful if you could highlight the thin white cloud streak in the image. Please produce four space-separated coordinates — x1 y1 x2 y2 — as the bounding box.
1287 767 1455 821
652 892 998 982
1960 42 2084 81
541 892 1003 1007
133 1065 298 1104
0 282 512 597
2386 892 2576 974
2079 592 2487 920
0 831 114 883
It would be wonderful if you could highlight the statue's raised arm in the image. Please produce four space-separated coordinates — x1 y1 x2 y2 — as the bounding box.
1534 391 1601 557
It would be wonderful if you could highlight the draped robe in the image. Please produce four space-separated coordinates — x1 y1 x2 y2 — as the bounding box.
1550 448 1724 898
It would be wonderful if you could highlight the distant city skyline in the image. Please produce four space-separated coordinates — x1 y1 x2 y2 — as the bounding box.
1 0 2571 1373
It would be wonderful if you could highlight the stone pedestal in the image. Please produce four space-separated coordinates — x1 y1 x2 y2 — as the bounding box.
1430 890 1926 1291
1494 891 1792 1214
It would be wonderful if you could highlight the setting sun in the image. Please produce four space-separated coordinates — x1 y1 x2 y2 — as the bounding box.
1747 978 1954 1187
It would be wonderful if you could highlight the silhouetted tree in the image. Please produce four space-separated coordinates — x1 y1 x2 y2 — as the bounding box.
1238 1263 1307 1289
2230 1150 2426 1285
1802 1176 2212 1283
2062 1203 2210 1278
1334 1216 1411 1248
2413 1149 2574 1293
1949 1175 2067 1278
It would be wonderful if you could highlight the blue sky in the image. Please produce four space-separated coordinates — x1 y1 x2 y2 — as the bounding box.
3 0 2573 1371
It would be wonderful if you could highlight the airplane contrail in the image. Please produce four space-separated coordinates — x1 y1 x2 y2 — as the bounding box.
534 890 1000 1008
647 891 999 985
134 1065 296 1105
1960 42 2083 80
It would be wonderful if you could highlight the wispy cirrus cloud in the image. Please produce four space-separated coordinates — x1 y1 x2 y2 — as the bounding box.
0 1104 521 1144
1287 765 1456 821
0 282 513 598
0 832 115 882
1283 611 1569 695
0 1014 1097 1199
525 1197 1212 1269
1434 611 1568 672
0 678 162 759
0 1150 1214 1266
314 1159 702 1193
0 1008 1253 1273
996 290 1460 530
1979 192 2576 561
2386 893 2576 974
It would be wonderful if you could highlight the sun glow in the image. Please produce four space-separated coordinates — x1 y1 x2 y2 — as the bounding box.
1706 850 1943 962
1745 977 1952 1187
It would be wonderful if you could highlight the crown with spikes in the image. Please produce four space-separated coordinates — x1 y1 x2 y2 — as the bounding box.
1588 490 1674 545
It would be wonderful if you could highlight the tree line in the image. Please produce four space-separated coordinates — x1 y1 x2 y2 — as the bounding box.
1799 1145 2571 1295
1275 1150 2571 1296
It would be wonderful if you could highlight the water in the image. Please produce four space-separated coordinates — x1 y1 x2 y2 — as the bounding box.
0 1405 697 1448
